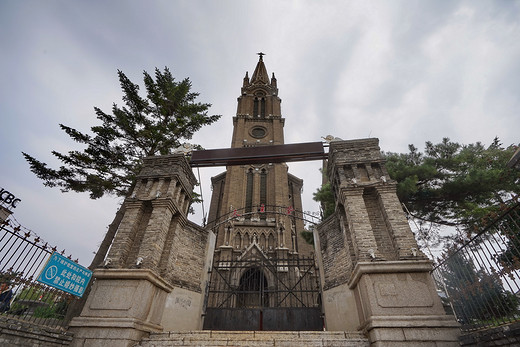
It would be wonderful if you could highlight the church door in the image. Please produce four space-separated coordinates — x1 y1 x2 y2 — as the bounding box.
237 267 268 308
203 257 322 331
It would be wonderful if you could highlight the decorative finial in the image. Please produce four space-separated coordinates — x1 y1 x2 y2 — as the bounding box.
257 52 265 61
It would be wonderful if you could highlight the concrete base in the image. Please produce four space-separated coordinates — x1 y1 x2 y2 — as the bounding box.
349 261 460 346
322 282 361 331
363 315 460 346
69 268 173 347
161 286 203 331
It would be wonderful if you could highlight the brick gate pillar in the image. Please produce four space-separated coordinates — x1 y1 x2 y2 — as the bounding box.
315 139 460 346
69 154 215 347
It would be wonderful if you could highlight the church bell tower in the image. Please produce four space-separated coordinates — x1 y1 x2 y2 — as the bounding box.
203 54 319 330
207 53 313 261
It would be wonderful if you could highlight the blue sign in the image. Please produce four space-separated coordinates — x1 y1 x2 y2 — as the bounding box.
37 252 92 297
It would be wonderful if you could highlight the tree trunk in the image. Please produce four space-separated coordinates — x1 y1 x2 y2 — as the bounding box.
64 204 126 326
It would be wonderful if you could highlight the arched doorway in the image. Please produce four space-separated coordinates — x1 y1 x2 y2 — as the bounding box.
237 267 268 308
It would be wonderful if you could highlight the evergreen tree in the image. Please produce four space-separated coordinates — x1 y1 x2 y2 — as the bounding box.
24 67 220 265
313 138 519 252
441 252 518 325
23 67 220 199
384 137 519 233
314 138 519 232
22 68 220 322
313 182 335 220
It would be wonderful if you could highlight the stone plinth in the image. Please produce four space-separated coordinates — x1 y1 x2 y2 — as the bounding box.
69 269 172 347
349 261 460 346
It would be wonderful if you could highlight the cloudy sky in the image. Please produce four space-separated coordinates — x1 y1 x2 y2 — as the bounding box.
1 0 519 265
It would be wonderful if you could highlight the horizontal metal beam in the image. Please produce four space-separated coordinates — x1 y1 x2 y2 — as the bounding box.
190 142 327 167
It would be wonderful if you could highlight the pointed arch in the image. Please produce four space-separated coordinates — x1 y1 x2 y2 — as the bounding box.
237 267 269 308
253 97 259 116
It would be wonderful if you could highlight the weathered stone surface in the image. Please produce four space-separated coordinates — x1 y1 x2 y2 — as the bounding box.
161 287 203 332
68 269 171 346
326 139 427 264
139 330 369 347
316 213 353 290
0 316 72 346
460 321 520 346
321 283 360 331
314 139 460 346
349 261 445 317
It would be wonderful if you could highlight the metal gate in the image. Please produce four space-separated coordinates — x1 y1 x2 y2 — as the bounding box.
203 256 322 331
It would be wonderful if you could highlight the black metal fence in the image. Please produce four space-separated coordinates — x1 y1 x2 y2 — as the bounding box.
0 218 79 329
432 200 520 332
206 256 321 309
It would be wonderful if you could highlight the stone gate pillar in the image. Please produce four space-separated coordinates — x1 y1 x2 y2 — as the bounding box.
69 154 215 347
315 139 460 346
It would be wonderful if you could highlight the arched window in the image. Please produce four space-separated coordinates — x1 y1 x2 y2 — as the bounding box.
237 268 269 308
244 232 250 248
260 233 266 249
260 97 266 117
234 232 242 249
260 169 267 220
253 97 259 116
245 169 254 217
268 233 275 249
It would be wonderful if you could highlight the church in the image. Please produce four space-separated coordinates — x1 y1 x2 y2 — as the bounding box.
203 53 320 330
68 55 461 346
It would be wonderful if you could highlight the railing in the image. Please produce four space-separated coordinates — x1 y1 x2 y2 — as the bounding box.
432 200 520 332
207 204 322 228
0 218 79 329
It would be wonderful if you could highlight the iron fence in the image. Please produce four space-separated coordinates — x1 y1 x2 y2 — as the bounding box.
203 255 323 331
432 200 520 332
0 219 79 329
206 255 321 309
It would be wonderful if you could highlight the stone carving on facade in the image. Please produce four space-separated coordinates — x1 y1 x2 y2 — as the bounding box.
173 143 195 155
321 135 344 143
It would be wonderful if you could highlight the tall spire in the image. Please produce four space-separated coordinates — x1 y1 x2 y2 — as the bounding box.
250 52 269 84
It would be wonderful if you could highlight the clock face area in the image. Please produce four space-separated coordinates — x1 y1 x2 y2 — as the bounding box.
250 126 267 139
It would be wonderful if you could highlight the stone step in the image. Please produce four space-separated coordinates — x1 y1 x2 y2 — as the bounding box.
140 330 369 347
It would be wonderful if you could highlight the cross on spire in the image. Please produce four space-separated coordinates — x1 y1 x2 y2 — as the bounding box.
257 52 265 61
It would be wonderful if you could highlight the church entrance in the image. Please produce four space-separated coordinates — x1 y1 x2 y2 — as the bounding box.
237 267 269 308
202 256 322 331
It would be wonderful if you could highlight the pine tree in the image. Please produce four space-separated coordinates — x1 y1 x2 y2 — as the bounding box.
384 138 519 232
441 252 518 325
23 67 220 200
314 138 519 232
313 138 519 252
22 68 220 322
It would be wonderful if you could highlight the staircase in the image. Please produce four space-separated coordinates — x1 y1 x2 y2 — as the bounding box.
139 330 370 347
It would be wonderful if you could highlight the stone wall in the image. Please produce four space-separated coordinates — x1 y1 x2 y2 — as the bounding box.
316 213 353 290
459 322 520 346
314 138 461 345
167 221 210 293
0 316 72 346
69 154 210 347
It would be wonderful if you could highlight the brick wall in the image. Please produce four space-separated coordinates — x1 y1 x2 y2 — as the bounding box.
326 139 424 263
363 187 398 260
167 221 209 293
317 213 353 290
